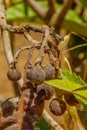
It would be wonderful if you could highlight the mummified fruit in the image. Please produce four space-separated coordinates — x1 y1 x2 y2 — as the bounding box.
34 96 44 105
64 93 78 106
7 68 21 81
37 83 54 100
49 98 66 116
44 64 55 80
27 66 45 85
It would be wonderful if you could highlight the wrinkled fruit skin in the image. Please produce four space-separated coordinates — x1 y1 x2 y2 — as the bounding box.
37 83 54 100
49 98 66 116
7 69 21 81
27 66 45 85
34 97 44 105
44 64 55 80
64 93 78 106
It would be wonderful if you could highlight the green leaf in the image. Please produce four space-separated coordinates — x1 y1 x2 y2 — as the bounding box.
10 0 23 4
45 79 87 106
45 69 87 106
75 94 87 108
6 1 47 22
6 3 37 21
45 79 82 92
80 0 87 8
35 118 51 130
60 69 86 85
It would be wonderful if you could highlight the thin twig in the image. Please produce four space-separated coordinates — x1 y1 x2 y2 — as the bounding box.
35 25 49 65
49 0 73 33
47 0 55 13
0 4 13 65
45 0 56 22
10 45 40 68
1 23 63 46
24 0 47 20
43 109 64 130
1 24 43 33
24 32 41 45
0 1 23 89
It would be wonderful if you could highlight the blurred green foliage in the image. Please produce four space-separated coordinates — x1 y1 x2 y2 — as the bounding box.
6 1 87 37
36 118 51 130
80 0 87 8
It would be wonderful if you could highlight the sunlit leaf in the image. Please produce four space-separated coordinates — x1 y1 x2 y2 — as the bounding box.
60 69 86 85
45 79 83 92
75 94 87 108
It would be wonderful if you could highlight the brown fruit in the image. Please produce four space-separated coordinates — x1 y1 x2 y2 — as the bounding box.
7 68 21 81
27 66 45 85
64 93 78 106
34 96 44 105
37 83 54 100
44 64 55 80
49 98 66 116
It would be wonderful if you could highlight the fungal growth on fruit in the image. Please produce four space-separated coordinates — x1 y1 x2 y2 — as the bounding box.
49 98 66 116
7 68 21 81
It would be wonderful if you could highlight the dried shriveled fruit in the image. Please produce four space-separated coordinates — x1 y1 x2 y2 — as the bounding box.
27 66 45 85
44 64 55 80
34 97 44 105
37 83 54 100
64 93 78 106
7 68 21 81
49 98 66 116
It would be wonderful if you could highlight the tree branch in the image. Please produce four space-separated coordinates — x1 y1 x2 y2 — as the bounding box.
49 0 73 33
47 0 55 13
0 3 13 65
24 0 47 20
43 109 64 130
45 0 56 22
24 32 41 45
35 25 49 65
0 1 23 89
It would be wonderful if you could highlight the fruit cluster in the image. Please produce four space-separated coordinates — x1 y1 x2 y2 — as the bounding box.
7 62 78 117
6 25 78 118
